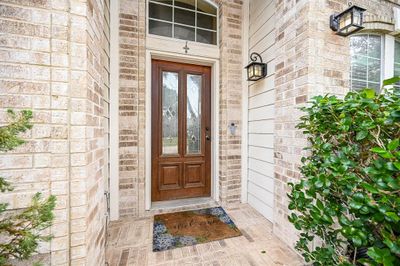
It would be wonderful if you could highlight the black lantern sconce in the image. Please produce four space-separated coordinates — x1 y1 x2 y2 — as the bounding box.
330 4 366 36
245 52 267 81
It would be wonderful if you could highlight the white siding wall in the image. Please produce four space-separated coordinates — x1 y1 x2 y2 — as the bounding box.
247 0 276 222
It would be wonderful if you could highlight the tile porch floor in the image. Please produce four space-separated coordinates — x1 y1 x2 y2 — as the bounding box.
106 204 303 266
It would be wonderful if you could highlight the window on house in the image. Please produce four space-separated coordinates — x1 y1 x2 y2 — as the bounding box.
148 0 217 45
350 34 382 92
395 39 400 88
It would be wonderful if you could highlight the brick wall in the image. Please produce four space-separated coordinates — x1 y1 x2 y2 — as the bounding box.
0 0 109 264
217 0 243 206
118 0 146 217
82 0 109 265
273 0 400 249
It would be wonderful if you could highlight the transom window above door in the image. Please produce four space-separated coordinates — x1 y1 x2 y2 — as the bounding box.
148 0 218 45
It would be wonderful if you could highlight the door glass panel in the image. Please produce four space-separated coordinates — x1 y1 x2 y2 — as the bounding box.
162 72 179 155
187 74 202 154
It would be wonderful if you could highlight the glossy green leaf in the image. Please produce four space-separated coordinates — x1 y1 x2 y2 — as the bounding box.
371 147 387 154
388 139 399 151
383 76 400 86
363 89 376 99
356 130 368 140
361 183 379 193
352 235 363 247
385 212 400 222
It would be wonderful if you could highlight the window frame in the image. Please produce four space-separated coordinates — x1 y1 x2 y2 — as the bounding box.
146 0 219 46
350 33 385 92
394 38 400 88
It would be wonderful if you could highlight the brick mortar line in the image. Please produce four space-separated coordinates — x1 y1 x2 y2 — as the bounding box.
0 16 51 28
0 2 67 12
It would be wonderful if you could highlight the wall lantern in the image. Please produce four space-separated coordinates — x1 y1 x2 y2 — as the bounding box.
330 4 366 36
245 52 267 81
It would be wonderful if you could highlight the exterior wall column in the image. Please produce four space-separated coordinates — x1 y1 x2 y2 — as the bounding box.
273 0 350 248
117 0 146 217
0 0 109 265
217 0 244 205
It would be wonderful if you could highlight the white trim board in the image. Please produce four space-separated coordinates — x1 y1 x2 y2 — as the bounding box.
241 0 249 204
384 34 395 80
109 0 120 221
145 50 220 210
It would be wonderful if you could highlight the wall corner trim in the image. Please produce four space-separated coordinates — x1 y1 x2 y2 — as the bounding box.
109 0 120 221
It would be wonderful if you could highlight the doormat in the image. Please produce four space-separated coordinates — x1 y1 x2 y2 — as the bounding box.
153 207 241 252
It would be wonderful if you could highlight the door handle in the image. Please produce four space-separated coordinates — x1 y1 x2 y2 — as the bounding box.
206 135 211 141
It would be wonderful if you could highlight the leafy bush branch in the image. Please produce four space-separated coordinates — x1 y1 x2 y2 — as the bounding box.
288 78 400 265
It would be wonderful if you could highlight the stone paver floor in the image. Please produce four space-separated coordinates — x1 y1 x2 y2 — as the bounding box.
106 204 303 266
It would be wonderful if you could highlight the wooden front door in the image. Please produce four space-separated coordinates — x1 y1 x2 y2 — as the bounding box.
152 60 211 202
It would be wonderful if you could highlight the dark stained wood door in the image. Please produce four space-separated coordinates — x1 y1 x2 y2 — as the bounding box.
152 60 211 202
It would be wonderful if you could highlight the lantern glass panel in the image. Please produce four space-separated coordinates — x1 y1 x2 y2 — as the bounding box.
353 9 362 26
247 65 254 79
255 65 262 77
339 11 352 30
342 26 358 35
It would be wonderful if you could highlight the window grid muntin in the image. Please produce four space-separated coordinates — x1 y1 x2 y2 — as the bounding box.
148 0 218 45
149 0 217 17
350 34 383 92
148 18 217 33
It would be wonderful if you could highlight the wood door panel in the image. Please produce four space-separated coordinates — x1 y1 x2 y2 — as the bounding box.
152 60 211 202
184 162 205 188
159 163 182 190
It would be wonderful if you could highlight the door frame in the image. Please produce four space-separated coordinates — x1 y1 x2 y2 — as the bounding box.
145 50 220 210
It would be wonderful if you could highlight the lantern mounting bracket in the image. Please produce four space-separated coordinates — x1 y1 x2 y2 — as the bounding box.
249 52 263 63
330 13 340 32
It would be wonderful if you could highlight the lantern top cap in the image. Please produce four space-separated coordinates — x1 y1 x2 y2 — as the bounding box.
335 4 366 18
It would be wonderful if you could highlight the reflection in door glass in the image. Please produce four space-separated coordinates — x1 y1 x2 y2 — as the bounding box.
187 74 202 154
162 72 179 155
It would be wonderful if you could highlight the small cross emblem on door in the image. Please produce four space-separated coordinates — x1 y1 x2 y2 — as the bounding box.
183 41 190 54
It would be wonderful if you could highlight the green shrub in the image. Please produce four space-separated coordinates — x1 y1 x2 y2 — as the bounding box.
0 110 56 265
288 78 400 265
